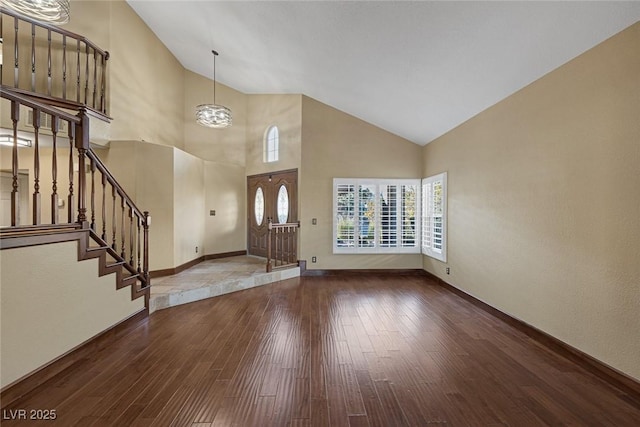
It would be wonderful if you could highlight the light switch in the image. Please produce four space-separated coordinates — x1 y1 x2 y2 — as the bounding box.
312 218 317 225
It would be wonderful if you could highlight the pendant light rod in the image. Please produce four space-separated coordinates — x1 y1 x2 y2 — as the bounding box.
195 48 232 128
211 50 219 104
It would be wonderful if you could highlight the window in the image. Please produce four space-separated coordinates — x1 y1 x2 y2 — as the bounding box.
422 172 447 262
276 185 289 223
333 178 420 254
264 125 279 163
254 187 265 225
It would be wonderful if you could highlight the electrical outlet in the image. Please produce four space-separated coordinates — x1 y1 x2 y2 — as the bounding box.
446 267 450 275
195 246 198 253
210 210 216 216
312 256 317 263
312 218 317 225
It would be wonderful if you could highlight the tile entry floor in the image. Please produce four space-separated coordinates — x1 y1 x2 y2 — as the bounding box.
149 255 300 313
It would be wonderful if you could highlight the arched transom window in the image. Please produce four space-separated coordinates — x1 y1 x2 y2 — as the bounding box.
264 125 279 163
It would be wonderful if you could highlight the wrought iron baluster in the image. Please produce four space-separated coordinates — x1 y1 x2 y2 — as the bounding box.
10 100 20 226
111 185 116 250
67 125 75 223
129 206 134 266
90 157 96 230
51 115 59 224
47 29 52 96
101 172 107 240
93 49 97 109
13 17 18 87
120 197 126 258
32 108 41 225
137 214 142 272
31 23 35 92
84 43 89 105
62 35 67 99
76 39 80 103
76 146 86 223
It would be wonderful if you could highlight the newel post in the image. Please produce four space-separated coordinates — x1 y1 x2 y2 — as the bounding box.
75 109 90 224
100 51 109 114
143 211 151 284
267 219 273 273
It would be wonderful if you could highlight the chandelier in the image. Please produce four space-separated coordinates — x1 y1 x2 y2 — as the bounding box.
0 0 70 24
195 50 232 128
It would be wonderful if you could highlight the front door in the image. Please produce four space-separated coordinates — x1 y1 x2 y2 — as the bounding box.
247 169 298 258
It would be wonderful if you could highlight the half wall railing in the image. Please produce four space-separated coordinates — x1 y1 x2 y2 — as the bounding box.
0 87 149 294
267 220 300 273
1 7 109 117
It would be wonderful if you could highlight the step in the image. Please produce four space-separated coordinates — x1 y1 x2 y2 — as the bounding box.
105 260 126 268
149 266 300 314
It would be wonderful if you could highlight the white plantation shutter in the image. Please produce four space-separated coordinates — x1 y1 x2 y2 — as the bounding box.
378 184 398 248
422 173 447 262
400 184 418 248
334 181 356 249
432 180 444 251
358 184 376 249
333 179 420 254
421 180 432 253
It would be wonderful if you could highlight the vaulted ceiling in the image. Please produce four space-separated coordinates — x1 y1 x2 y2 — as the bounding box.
127 1 640 145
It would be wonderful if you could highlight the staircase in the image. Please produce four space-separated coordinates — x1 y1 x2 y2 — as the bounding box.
0 7 150 309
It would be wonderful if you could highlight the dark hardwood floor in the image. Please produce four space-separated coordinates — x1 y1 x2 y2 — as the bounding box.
3 275 639 426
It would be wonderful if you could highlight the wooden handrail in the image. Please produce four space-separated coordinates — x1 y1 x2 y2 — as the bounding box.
85 150 145 220
266 220 300 273
0 86 150 299
85 148 150 286
1 86 112 121
0 7 108 57
0 87 81 124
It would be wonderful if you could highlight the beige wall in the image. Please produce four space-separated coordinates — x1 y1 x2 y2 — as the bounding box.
173 148 205 265
183 70 247 164
0 241 144 388
103 141 175 271
246 94 302 176
422 23 640 381
108 1 184 148
300 96 423 270
66 1 185 148
103 141 209 270
204 161 246 255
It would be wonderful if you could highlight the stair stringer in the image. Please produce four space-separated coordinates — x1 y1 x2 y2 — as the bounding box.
76 230 149 304
1 226 149 309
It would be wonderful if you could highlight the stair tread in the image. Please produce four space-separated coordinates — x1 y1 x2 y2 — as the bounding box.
87 246 109 252
106 260 125 266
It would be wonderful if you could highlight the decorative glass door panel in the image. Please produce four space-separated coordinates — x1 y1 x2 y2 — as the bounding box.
247 170 297 258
